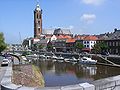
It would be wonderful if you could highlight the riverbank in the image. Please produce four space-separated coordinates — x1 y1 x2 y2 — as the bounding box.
12 64 44 87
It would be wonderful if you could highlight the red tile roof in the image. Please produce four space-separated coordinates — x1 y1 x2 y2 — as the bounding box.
64 35 72 39
56 35 72 39
56 35 64 39
74 35 86 40
84 36 98 41
66 38 76 43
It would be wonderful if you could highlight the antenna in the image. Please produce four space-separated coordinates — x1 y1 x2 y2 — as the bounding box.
19 32 22 44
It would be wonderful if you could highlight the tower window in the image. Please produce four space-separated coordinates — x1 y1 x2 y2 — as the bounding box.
37 14 39 19
38 21 40 25
38 28 40 34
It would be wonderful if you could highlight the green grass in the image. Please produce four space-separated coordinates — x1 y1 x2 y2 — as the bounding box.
32 65 45 87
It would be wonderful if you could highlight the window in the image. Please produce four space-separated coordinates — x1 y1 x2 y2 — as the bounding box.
37 14 38 19
113 42 115 46
116 49 118 54
109 42 111 46
87 45 89 47
87 41 89 44
38 21 40 25
107 42 109 46
38 28 40 33
116 42 118 46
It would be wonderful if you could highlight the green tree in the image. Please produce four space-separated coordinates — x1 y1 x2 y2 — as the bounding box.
38 44 44 50
75 42 84 53
93 42 109 54
47 42 53 52
92 43 101 54
100 42 109 50
0 33 6 53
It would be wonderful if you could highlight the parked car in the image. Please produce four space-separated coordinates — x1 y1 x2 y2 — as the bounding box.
1 59 9 66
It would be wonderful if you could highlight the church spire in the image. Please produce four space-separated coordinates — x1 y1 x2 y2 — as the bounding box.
36 2 41 11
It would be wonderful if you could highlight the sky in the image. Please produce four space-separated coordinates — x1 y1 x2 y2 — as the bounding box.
0 0 120 44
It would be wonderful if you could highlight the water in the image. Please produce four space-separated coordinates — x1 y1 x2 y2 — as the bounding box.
33 60 120 87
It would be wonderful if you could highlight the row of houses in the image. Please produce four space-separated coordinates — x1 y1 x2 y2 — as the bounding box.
23 28 98 53
98 28 120 55
22 28 120 55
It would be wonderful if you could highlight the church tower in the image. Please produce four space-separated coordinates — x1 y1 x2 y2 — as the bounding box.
34 3 42 38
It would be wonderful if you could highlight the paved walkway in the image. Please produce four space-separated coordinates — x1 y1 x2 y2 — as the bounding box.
0 66 9 90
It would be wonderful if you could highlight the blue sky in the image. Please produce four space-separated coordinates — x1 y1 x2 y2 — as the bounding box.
0 0 120 44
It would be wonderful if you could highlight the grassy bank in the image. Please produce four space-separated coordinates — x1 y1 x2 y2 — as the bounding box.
32 65 45 87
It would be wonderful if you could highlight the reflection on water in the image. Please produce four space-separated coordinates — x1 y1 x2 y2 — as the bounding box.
33 60 120 87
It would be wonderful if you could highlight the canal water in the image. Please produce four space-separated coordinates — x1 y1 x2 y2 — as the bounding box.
33 60 120 87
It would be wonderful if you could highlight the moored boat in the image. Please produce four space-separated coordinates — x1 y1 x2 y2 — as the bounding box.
79 57 97 64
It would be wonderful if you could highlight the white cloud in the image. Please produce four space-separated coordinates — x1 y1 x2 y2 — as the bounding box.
80 14 96 24
82 0 105 6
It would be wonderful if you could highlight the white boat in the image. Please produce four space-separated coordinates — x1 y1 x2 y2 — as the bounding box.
79 57 97 64
56 56 64 62
39 54 46 59
51 55 57 59
69 57 78 62
64 58 70 62
27 54 38 58
21 56 27 61
46 55 51 59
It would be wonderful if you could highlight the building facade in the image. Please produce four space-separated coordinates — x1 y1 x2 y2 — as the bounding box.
97 29 120 55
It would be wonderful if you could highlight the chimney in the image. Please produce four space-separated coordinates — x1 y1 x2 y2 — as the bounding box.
114 28 117 32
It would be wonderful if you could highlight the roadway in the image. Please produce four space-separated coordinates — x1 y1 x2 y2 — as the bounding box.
0 56 19 90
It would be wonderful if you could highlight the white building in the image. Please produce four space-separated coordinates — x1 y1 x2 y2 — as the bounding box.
83 36 98 51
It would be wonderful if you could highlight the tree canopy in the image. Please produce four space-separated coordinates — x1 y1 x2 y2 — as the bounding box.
75 42 84 52
0 32 6 53
92 42 109 54
75 42 84 49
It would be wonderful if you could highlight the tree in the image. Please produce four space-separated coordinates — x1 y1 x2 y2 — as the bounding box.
92 43 101 54
92 42 109 54
75 42 84 53
100 42 109 50
0 33 6 53
38 44 44 49
47 42 53 52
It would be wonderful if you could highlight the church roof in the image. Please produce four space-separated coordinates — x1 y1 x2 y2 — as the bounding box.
54 28 63 35
42 28 72 35
53 28 71 35
42 29 54 35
